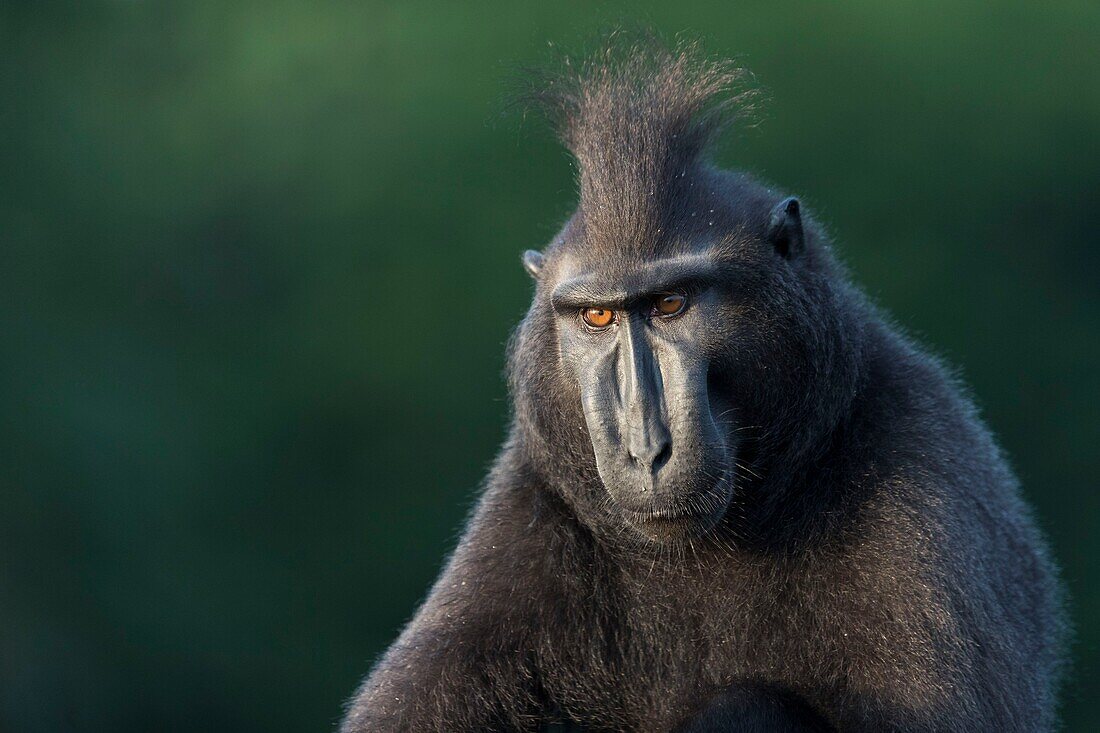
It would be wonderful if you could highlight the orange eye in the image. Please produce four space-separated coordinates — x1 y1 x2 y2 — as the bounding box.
582 307 615 329
655 293 687 316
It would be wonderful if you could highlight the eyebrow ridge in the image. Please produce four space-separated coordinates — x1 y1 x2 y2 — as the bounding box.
551 254 721 309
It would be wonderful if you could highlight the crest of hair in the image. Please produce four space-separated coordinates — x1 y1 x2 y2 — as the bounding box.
521 31 760 251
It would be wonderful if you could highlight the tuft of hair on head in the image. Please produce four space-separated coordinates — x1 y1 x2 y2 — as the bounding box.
516 30 761 253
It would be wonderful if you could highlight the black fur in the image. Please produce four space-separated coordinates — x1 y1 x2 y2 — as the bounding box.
341 36 1066 732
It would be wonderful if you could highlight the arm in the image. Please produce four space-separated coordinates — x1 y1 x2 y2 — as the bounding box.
341 481 549 733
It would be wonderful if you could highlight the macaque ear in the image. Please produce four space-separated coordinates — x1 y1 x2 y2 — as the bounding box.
767 197 804 259
522 249 545 279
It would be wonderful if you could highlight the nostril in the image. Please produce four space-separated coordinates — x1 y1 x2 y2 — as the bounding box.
628 441 672 474
652 442 672 473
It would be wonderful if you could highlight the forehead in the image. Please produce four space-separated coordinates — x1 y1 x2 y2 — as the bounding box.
543 169 775 306
551 249 726 309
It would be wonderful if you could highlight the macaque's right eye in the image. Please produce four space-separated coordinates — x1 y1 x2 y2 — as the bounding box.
581 307 615 329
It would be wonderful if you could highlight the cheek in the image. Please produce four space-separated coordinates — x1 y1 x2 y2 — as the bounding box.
705 309 786 399
698 301 751 374
553 335 612 439
557 342 594 399
556 321 591 366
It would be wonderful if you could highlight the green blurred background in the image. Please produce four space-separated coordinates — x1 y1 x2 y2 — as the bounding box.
2 1 1097 730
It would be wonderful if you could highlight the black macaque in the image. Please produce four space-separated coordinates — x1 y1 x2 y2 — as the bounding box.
341 36 1066 732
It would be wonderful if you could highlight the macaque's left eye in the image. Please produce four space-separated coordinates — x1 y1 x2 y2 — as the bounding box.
654 293 687 317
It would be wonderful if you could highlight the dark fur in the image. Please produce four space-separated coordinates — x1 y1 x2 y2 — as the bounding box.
342 36 1066 732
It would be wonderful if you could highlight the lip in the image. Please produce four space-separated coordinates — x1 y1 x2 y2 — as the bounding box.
621 505 724 541
617 468 734 541
622 506 695 523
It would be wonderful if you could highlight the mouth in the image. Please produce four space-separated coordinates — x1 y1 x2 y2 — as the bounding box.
632 511 710 541
619 474 732 542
